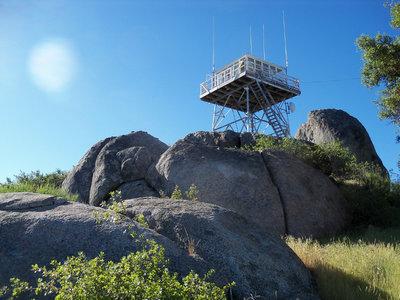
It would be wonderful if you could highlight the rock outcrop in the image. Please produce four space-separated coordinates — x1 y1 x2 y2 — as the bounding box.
146 137 286 235
62 131 168 205
146 131 350 238
262 150 350 237
62 129 352 237
0 193 202 293
125 197 319 299
0 193 318 299
295 109 386 173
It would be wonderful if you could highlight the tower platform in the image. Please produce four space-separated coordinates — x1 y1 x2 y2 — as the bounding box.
200 54 300 112
199 54 301 136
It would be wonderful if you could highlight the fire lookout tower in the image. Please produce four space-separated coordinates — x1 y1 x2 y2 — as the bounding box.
200 54 301 137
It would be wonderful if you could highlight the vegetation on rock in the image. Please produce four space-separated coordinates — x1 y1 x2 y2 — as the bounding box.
170 184 199 201
0 169 77 202
1 243 230 299
251 135 400 228
0 188 233 299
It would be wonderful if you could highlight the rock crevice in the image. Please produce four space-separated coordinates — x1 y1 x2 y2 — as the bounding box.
259 151 289 235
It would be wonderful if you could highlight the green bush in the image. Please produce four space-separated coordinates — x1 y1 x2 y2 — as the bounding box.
171 185 183 200
251 135 360 180
0 169 77 202
1 243 231 299
185 184 199 202
342 174 400 227
171 184 200 201
0 182 78 202
3 169 68 189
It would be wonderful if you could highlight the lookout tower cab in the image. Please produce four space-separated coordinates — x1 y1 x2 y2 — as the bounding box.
200 54 301 137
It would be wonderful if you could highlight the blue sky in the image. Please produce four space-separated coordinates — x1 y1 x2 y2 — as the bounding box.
0 0 399 182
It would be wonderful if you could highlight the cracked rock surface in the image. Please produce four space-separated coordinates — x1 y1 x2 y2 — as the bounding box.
0 193 319 299
0 193 208 297
62 131 168 205
146 131 351 238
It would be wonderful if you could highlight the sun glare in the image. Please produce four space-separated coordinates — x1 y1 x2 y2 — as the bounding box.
28 39 77 93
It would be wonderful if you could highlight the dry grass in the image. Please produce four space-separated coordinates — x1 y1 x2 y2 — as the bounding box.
286 229 400 300
184 227 200 256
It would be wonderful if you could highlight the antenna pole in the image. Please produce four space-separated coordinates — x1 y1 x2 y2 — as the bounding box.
212 16 215 74
212 16 216 131
250 25 253 55
283 11 288 69
263 24 266 60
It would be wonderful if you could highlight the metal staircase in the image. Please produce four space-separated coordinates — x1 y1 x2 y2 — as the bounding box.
249 81 289 137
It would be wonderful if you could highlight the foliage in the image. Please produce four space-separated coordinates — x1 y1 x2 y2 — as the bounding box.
0 169 77 202
0 182 78 202
171 184 200 201
251 135 359 180
3 169 68 189
100 190 149 228
94 190 149 229
185 184 199 201
171 185 183 199
1 243 231 299
357 1 400 129
357 1 400 169
1 189 234 299
252 135 400 227
286 227 400 300
341 175 400 227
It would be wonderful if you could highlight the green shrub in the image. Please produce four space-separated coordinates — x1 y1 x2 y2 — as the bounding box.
3 169 68 189
342 174 400 227
185 184 199 201
171 185 183 199
0 182 78 202
251 135 359 180
0 169 77 202
1 243 232 299
171 184 200 201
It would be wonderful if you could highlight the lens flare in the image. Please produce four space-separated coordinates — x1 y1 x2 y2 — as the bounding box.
28 39 76 93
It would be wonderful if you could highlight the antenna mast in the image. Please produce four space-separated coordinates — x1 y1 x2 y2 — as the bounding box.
283 11 288 69
212 16 215 74
249 25 253 55
262 24 266 60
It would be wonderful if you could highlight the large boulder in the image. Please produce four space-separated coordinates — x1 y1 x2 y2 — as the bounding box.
124 197 318 299
295 109 386 172
0 193 319 299
146 131 350 238
62 131 168 205
262 150 351 237
146 138 286 235
0 193 203 295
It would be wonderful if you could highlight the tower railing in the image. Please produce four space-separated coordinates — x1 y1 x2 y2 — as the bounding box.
200 54 300 97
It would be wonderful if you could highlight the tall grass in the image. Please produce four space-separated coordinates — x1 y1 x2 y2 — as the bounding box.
286 227 400 300
0 170 77 202
0 182 78 202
